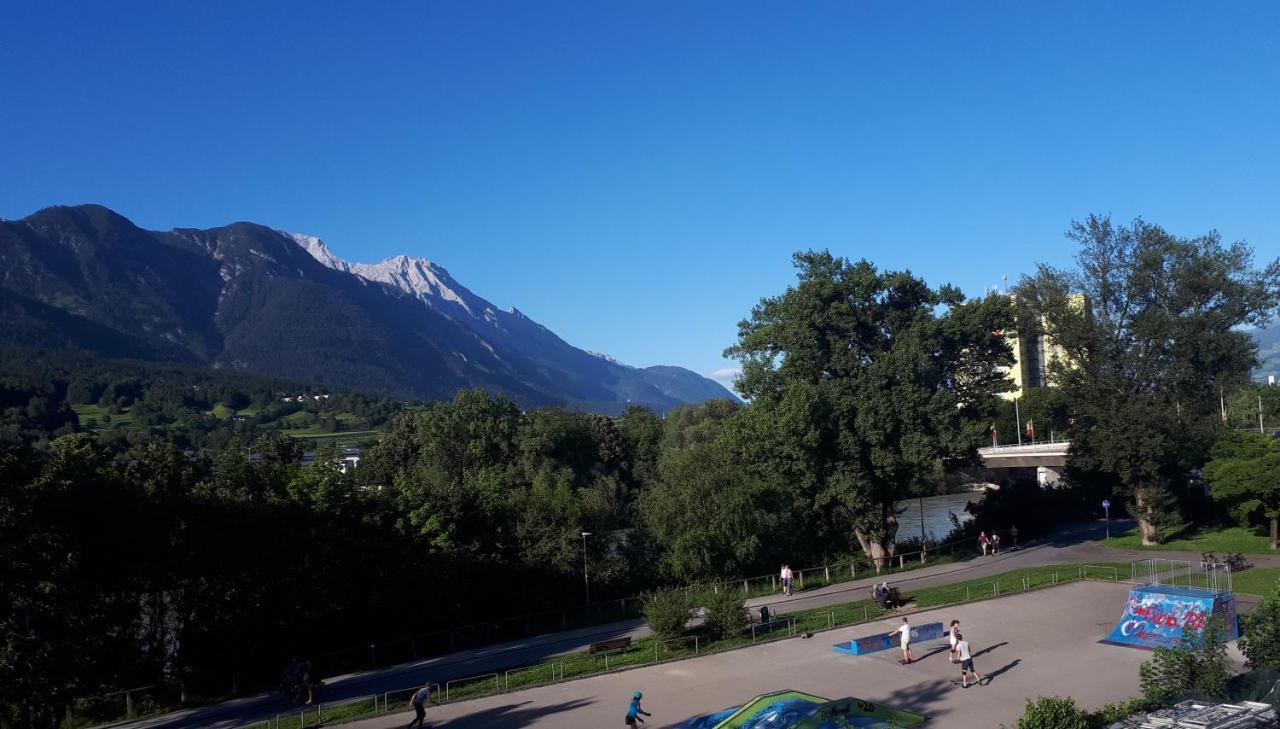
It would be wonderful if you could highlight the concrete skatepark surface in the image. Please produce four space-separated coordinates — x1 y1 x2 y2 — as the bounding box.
342 581 1154 729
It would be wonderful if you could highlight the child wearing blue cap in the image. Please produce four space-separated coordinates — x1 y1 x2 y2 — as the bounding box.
625 690 651 726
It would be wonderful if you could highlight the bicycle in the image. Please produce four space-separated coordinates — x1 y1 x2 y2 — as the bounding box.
1226 553 1251 572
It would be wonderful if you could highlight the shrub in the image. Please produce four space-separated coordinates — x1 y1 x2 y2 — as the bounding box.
642 589 693 641
1014 696 1089 729
1239 585 1280 670
1084 696 1160 727
701 588 748 641
1139 615 1230 703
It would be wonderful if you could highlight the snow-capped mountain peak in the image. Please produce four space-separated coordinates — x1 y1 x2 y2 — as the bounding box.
288 232 483 320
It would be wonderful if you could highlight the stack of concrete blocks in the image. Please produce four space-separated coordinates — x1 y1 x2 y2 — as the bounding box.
1108 700 1277 728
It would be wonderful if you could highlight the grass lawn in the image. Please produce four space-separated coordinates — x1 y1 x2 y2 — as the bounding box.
1103 525 1276 555
286 429 381 440
71 403 135 429
1233 567 1280 597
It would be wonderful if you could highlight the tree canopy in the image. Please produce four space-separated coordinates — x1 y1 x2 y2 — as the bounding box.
724 251 1015 563
1016 216 1280 544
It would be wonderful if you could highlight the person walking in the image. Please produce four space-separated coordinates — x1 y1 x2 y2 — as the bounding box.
948 620 960 664
978 532 990 556
625 690 651 726
1010 524 1019 549
955 634 984 688
780 564 793 596
406 682 438 728
892 617 914 664
992 533 1001 555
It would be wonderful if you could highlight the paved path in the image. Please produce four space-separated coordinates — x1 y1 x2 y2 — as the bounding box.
122 520 1278 728
343 581 1200 729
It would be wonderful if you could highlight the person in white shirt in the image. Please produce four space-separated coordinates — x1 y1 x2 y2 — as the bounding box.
780 564 793 596
891 617 914 664
948 620 960 663
955 634 984 687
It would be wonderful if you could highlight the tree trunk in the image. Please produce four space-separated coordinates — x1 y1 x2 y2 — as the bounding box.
854 508 899 573
1135 488 1158 546
1271 516 1277 551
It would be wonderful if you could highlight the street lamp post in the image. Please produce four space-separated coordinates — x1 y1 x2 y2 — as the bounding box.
581 532 592 605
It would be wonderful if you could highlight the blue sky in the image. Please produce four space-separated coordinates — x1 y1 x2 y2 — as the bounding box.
3 2 1279 384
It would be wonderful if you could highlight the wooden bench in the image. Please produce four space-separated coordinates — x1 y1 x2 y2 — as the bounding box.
587 636 632 654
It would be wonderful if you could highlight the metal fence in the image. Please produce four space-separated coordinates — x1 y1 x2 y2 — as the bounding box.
1132 558 1234 594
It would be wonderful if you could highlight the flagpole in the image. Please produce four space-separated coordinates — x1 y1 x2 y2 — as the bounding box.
1015 397 1022 446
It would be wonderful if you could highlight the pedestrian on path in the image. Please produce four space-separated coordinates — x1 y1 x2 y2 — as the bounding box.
780 564 793 596
955 634 984 688
992 533 1001 555
625 690 651 726
978 532 990 556
892 617 914 664
406 682 438 729
948 620 960 664
1011 525 1019 549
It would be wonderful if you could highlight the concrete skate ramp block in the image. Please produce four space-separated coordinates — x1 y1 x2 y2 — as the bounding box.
832 622 945 656
1100 585 1237 651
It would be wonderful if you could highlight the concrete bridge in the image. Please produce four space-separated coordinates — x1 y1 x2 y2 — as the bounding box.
977 441 1069 487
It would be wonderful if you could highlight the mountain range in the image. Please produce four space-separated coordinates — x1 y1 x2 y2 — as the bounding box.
1254 322 1280 383
0 205 734 413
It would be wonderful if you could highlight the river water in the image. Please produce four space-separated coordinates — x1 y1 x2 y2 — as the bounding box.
893 492 982 543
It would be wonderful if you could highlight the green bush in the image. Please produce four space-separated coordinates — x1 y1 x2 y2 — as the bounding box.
1084 696 1159 727
1239 585 1280 669
641 589 693 641
701 588 748 640
1139 615 1230 703
1014 696 1089 729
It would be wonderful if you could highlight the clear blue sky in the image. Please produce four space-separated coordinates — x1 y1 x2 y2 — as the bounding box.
3 2 1279 383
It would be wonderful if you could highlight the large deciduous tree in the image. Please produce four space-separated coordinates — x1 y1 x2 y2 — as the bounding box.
725 251 1014 568
1202 431 1280 550
1016 216 1280 545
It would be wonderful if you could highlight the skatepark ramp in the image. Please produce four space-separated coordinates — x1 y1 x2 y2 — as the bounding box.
677 689 927 728
1101 584 1238 650
832 622 946 656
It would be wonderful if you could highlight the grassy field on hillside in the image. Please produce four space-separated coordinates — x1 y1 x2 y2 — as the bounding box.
71 403 135 428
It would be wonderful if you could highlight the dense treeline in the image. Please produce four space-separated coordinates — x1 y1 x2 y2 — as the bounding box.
2 221 1277 727
0 349 404 451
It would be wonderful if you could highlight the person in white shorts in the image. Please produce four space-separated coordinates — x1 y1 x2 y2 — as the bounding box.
948 620 960 663
891 617 914 664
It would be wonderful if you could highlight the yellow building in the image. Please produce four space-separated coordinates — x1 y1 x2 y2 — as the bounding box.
998 294 1079 400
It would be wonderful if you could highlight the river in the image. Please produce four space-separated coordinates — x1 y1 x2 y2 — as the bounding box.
893 491 982 543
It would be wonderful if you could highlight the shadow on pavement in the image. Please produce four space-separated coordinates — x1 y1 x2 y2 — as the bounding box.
981 659 1021 685
971 641 1008 659
437 697 596 728
916 645 951 662
876 677 956 724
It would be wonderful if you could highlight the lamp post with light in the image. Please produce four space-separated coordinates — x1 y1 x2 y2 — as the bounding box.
581 531 592 605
